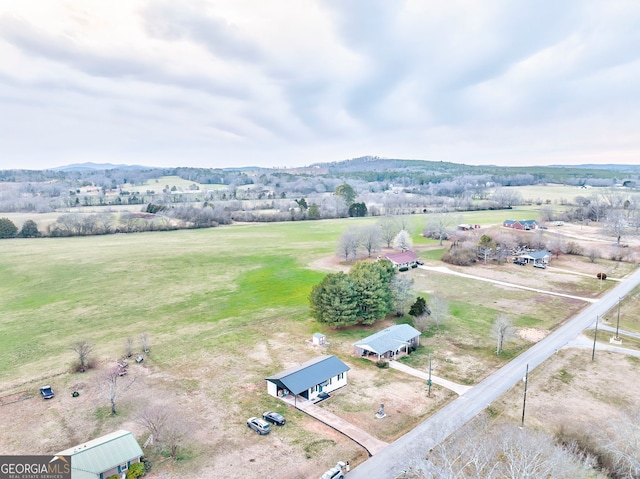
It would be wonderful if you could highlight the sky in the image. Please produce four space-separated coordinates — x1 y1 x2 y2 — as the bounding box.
1 0 639 170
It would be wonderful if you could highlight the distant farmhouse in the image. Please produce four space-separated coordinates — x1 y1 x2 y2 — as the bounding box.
266 355 349 403
515 250 551 266
353 324 421 360
382 251 418 269
56 430 143 479
503 219 538 230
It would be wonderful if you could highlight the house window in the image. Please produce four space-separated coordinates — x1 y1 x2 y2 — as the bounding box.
338 373 344 381
119 463 128 473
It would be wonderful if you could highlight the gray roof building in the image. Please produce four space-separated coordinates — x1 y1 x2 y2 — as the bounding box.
266 355 350 396
354 324 421 359
57 429 143 479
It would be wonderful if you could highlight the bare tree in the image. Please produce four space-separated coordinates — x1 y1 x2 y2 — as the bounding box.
378 216 400 247
492 188 523 208
393 229 413 252
337 227 360 262
594 407 640 478
491 314 515 354
124 337 134 358
390 275 414 316
587 247 601 263
140 332 151 353
101 366 136 415
71 340 93 372
359 224 382 257
137 404 191 460
427 419 598 479
604 210 627 245
424 211 454 246
429 295 450 330
547 237 567 259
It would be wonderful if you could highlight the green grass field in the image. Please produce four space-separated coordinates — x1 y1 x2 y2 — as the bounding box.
1 214 637 391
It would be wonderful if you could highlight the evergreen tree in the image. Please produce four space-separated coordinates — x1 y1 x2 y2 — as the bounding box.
19 219 40 238
0 217 18 238
309 273 359 327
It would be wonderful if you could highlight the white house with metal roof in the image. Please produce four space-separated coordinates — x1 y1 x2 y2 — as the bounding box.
56 429 143 479
353 324 421 360
266 355 350 402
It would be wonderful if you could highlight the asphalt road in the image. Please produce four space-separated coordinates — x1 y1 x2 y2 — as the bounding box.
347 267 640 478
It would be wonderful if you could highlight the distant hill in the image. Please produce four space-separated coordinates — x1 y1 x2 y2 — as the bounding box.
51 162 152 172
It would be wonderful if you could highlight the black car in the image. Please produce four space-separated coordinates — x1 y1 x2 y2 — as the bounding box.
262 411 286 426
39 385 54 399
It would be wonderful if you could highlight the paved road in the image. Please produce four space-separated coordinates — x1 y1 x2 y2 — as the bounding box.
347 267 640 478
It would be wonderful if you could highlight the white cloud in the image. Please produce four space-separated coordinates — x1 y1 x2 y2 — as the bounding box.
0 0 639 169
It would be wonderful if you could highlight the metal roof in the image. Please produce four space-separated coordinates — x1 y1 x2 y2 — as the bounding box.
266 355 350 395
353 324 421 355
57 430 143 478
384 251 418 264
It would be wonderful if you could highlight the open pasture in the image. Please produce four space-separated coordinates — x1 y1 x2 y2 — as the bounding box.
1 215 639 477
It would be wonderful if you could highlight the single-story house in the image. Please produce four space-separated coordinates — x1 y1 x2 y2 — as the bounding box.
383 250 418 269
516 250 551 265
353 324 421 360
266 355 350 402
457 224 472 231
56 430 143 479
503 219 538 230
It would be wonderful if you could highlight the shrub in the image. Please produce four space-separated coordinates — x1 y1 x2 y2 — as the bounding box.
565 241 583 255
126 462 145 479
376 360 389 369
442 247 477 266
106 475 120 479
596 272 607 280
141 457 152 472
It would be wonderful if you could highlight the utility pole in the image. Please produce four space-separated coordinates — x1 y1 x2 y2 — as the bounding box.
615 297 621 340
521 364 529 428
427 354 433 398
592 315 599 361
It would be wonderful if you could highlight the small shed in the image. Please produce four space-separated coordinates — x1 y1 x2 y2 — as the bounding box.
266 355 350 402
56 430 143 479
353 324 421 360
312 333 326 346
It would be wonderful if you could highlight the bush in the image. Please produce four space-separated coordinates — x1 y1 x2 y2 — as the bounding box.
596 272 607 280
106 475 120 479
442 247 477 266
565 241 583 255
141 457 152 473
376 360 389 369
126 462 145 479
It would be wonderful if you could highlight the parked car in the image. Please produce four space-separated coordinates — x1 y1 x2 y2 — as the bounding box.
247 417 271 435
533 263 547 269
263 411 286 426
320 462 346 479
513 259 526 265
416 260 424 266
39 385 54 399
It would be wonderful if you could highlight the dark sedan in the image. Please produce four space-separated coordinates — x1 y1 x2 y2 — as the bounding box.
262 411 286 426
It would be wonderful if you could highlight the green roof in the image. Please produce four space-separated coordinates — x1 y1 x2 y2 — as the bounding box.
57 430 143 478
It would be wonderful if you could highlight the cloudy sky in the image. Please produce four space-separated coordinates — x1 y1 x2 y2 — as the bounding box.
1 1 639 170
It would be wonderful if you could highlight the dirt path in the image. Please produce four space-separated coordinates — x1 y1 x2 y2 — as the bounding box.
418 265 597 303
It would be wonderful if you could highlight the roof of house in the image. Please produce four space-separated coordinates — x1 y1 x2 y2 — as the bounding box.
519 250 551 260
384 251 418 264
504 219 537 225
266 355 350 395
353 324 421 355
57 430 143 479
